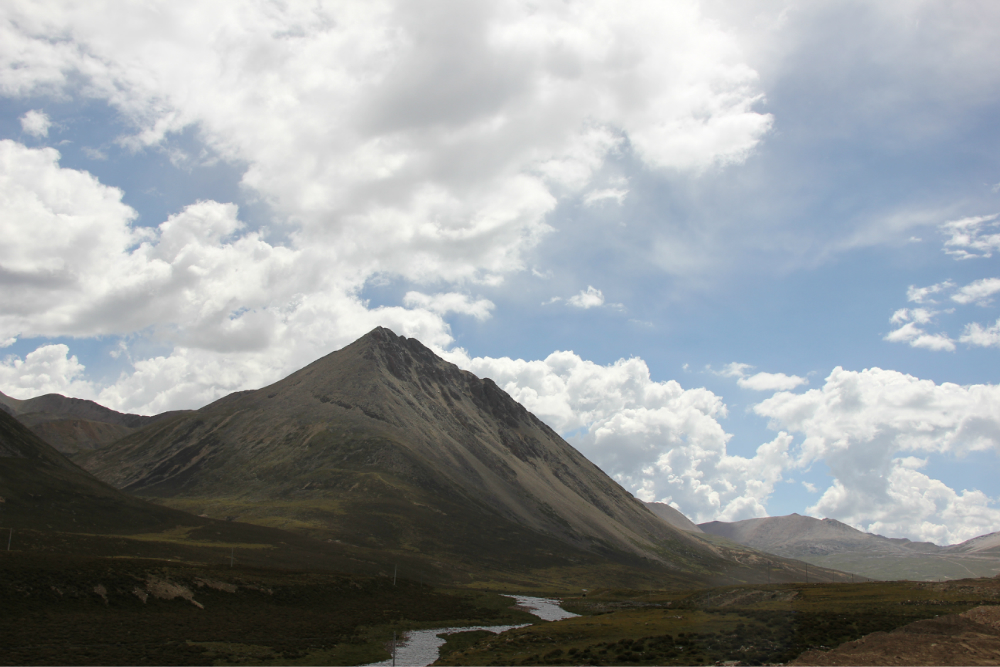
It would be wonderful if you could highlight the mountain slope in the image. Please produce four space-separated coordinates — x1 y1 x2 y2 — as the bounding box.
0 389 185 454
76 327 835 586
0 408 418 575
700 515 1000 581
0 407 211 534
644 501 703 533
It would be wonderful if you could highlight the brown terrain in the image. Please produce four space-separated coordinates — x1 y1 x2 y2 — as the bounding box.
0 389 185 454
794 602 1000 665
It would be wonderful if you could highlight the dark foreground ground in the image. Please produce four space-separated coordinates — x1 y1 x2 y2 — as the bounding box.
0 551 535 666
4 548 1000 666
437 577 1000 666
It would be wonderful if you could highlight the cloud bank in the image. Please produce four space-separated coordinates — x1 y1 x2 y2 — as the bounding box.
0 0 771 412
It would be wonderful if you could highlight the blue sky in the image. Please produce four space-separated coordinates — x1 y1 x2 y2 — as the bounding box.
2 0 999 544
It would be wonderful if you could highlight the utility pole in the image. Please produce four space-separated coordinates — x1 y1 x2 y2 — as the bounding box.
392 631 396 667
393 564 397 586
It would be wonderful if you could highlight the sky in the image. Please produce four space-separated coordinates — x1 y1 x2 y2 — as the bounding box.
2 0 1000 545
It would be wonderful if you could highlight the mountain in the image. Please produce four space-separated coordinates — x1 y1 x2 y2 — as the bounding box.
644 501 703 533
0 389 184 454
944 531 1000 555
0 406 216 534
75 327 844 587
700 514 1000 581
0 407 410 574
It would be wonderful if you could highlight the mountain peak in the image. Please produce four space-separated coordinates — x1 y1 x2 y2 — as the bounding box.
77 328 731 584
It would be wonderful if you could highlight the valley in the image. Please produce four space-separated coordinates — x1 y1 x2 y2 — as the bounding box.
2 328 998 665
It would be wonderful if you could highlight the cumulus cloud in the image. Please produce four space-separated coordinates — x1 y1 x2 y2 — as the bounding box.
960 319 1000 348
717 362 807 391
0 0 775 411
402 292 495 321
739 372 808 392
890 307 935 325
0 0 771 287
447 349 791 522
567 286 605 309
887 277 1000 351
19 109 50 137
0 344 95 399
755 367 1000 543
951 277 1000 306
941 214 1000 259
883 322 955 352
0 141 484 412
907 282 954 304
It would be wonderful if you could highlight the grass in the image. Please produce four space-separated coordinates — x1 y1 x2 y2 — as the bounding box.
435 578 1000 665
0 551 536 666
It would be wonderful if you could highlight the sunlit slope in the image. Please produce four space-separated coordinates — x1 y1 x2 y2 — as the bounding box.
77 327 828 586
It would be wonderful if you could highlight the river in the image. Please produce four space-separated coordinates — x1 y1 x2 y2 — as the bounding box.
363 595 578 667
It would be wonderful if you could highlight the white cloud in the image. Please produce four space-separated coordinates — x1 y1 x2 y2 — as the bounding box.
402 291 495 321
0 344 95 399
19 109 50 137
884 310 956 352
802 481 817 493
907 281 953 304
717 362 753 378
891 308 936 325
739 372 807 392
0 0 771 289
583 187 629 206
888 278 1000 351
0 141 483 412
960 319 1000 348
755 367 1000 543
567 286 605 309
941 214 1000 260
951 277 1000 306
715 362 807 391
446 349 790 522
0 0 775 412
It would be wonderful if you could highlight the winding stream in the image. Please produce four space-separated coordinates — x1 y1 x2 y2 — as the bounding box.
363 595 578 667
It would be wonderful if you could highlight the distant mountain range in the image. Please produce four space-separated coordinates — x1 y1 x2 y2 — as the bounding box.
1 327 847 588
698 514 1000 581
0 390 184 454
